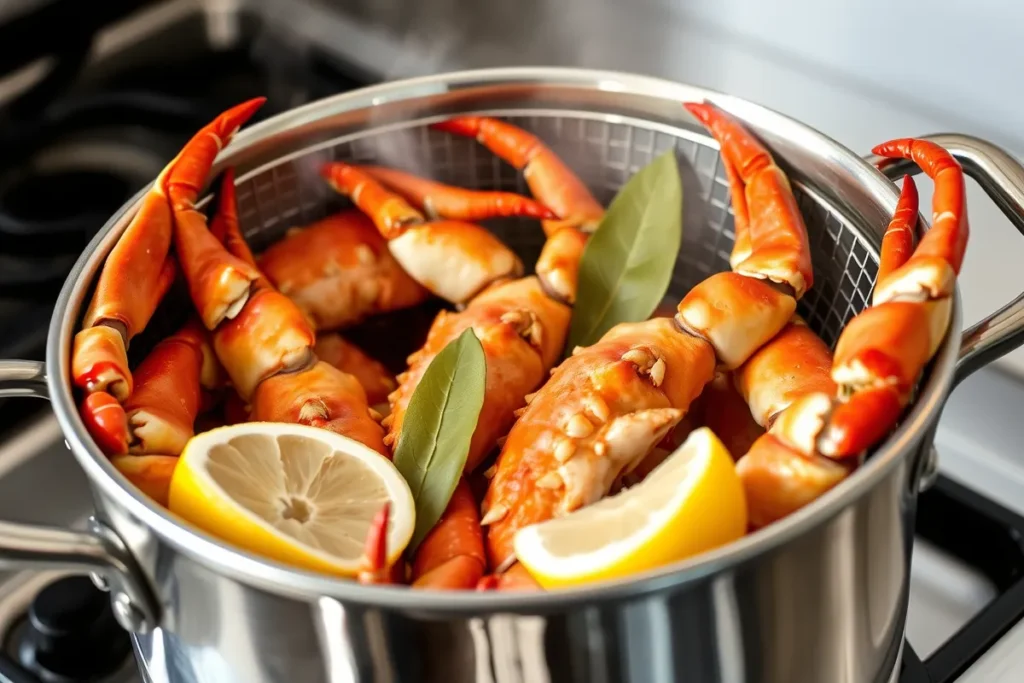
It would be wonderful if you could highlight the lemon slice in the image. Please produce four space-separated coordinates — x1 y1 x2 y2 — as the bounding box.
514 427 747 589
168 422 414 577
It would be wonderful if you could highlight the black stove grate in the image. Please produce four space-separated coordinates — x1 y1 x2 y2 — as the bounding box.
899 474 1024 682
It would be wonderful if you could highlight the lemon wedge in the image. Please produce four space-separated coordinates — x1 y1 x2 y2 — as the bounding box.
513 427 747 589
168 422 414 577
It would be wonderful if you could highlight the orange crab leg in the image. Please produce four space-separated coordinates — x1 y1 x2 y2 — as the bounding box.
733 317 836 428
721 155 753 269
743 141 967 530
411 479 487 590
809 139 966 457
483 102 813 569
729 316 840 527
732 171 929 526
80 316 207 457
322 162 524 306
207 168 259 270
198 171 388 455
359 165 556 222
72 260 175 402
121 319 206 456
875 176 919 294
482 318 712 567
79 316 207 509
358 502 393 585
257 211 429 331
72 99 263 404
384 277 570 472
314 334 396 407
210 171 397 419
198 171 317 401
80 393 131 456
684 102 813 298
430 117 606 304
251 362 386 454
431 116 605 235
735 433 853 529
873 139 969 281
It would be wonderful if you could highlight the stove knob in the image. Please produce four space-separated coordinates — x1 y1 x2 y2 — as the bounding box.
16 575 132 682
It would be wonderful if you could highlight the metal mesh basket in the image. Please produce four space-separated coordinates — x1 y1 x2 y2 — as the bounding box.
230 110 877 352
24 70 1024 670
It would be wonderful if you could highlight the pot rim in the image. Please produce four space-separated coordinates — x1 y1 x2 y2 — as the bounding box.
46 66 961 612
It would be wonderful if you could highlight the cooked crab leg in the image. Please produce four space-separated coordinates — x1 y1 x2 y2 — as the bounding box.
431 116 605 235
738 161 964 526
325 164 577 472
206 171 398 411
259 164 554 330
482 319 713 567
119 319 208 456
78 317 210 505
343 122 604 587
875 175 919 293
411 479 487 590
386 278 571 468
71 99 264 408
721 155 753 268
313 334 396 407
257 211 429 330
733 316 835 429
730 317 845 528
358 503 393 585
175 163 387 455
322 163 526 306
430 116 606 304
359 165 556 222
481 101 813 568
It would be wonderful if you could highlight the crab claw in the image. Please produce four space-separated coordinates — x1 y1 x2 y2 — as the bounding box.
431 116 605 235
684 101 813 298
358 165 556 222
411 479 486 590
875 176 919 297
81 392 130 456
169 99 267 330
322 162 523 306
358 502 392 585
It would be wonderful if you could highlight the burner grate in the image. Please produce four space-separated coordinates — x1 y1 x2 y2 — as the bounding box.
900 475 1024 682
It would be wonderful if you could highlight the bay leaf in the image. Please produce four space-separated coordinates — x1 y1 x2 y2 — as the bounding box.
392 328 486 551
566 149 684 353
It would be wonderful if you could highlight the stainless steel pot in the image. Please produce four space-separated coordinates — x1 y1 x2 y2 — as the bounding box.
2 68 1024 683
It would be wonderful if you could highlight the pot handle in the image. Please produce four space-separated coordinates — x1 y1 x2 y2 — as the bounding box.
0 360 160 633
867 134 1024 387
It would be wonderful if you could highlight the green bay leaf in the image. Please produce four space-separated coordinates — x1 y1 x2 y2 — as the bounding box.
392 327 486 552
566 149 684 353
